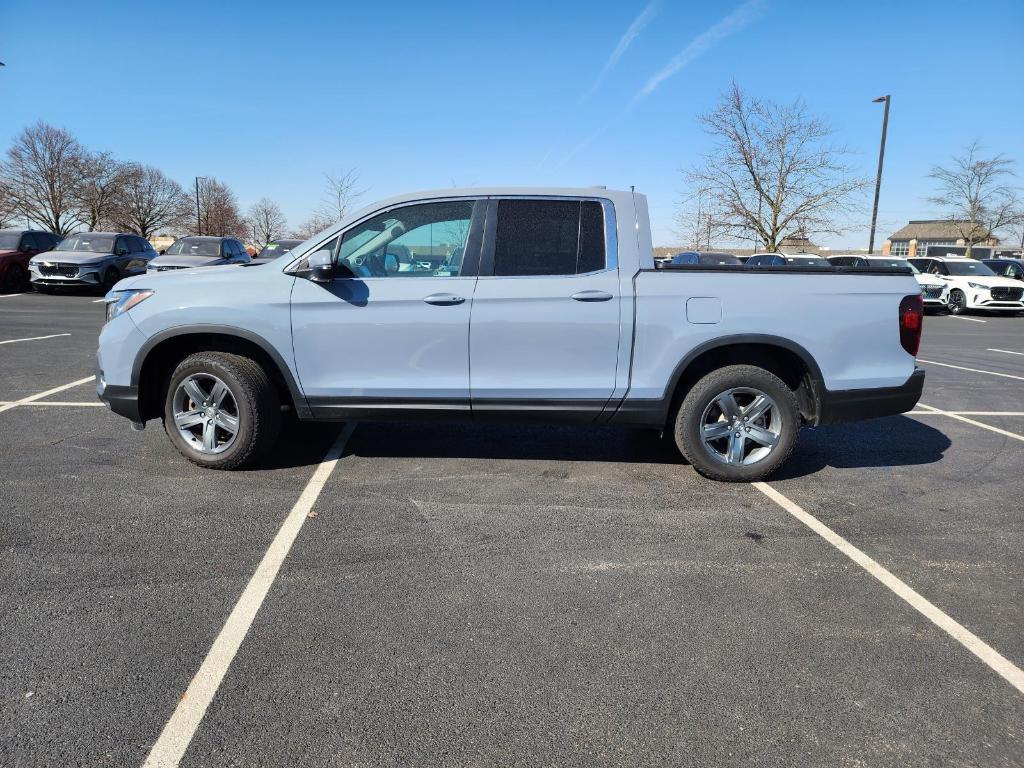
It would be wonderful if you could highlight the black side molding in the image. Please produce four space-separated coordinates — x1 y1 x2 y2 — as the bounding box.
816 368 925 426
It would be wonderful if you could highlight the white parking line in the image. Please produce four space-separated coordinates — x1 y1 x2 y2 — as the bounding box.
753 482 1024 695
0 400 104 407
908 410 1024 416
947 315 986 323
142 422 356 768
918 359 1024 382
0 332 71 346
92 298 107 303
0 377 94 414
988 348 1024 357
915 403 1024 443
0 292 26 298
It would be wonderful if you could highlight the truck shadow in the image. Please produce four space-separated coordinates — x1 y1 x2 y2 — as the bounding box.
770 415 951 479
319 414 949 478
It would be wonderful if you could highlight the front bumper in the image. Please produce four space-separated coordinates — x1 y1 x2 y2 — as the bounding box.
29 266 103 286
816 368 925 426
96 375 142 423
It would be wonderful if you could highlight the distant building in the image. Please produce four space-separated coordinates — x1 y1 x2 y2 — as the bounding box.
883 220 999 258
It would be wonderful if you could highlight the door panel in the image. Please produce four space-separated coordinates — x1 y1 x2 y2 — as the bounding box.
469 198 621 415
290 198 483 417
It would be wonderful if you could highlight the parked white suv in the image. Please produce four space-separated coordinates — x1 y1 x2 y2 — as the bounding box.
828 255 948 309
909 257 1024 315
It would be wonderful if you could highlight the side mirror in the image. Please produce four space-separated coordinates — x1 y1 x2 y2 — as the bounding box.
309 249 334 283
158 249 166 255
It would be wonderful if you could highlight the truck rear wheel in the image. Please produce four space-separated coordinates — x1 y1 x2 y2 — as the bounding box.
673 364 799 482
163 351 280 470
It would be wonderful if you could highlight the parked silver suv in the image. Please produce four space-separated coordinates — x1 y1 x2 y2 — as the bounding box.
30 232 156 294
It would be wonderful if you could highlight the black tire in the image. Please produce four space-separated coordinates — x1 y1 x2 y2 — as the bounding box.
163 351 280 470
1 263 28 293
673 364 799 482
947 289 966 315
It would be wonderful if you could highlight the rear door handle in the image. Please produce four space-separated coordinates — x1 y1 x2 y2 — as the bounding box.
423 293 466 306
570 290 613 302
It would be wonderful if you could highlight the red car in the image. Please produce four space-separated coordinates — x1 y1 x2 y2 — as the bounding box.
0 230 63 292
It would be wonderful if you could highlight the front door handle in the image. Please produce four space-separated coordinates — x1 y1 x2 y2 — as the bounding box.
423 293 466 306
570 290 613 302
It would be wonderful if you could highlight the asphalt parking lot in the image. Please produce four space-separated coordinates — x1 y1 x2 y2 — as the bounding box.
1 291 1022 767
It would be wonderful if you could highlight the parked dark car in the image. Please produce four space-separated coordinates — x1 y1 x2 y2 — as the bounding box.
147 236 250 273
0 230 63 292
29 232 156 293
668 250 742 266
746 253 831 267
255 238 303 261
983 258 1024 281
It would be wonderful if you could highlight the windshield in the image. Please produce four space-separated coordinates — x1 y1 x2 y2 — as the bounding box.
166 238 221 257
785 256 831 266
257 240 300 259
946 261 996 277
0 232 21 250
871 258 917 273
55 234 115 253
700 253 741 265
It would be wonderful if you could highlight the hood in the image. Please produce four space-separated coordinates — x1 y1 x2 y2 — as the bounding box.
914 274 944 286
115 262 254 291
0 248 19 263
149 254 225 269
31 249 111 265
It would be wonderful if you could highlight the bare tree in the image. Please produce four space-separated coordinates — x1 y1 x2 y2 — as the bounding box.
674 185 721 249
0 180 17 229
0 121 87 235
77 151 130 231
244 198 288 250
112 164 191 239
315 169 365 224
195 177 245 237
928 141 1024 257
685 83 868 251
291 213 335 240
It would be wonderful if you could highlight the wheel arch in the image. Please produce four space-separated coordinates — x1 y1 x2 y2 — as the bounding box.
665 335 823 425
132 325 309 422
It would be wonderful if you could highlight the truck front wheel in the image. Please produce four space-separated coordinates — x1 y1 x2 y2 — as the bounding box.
674 365 799 482
163 351 280 470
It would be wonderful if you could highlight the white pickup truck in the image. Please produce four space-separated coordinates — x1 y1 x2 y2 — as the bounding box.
97 187 925 481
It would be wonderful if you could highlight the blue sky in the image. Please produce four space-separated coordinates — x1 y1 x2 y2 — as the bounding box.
2 0 1022 247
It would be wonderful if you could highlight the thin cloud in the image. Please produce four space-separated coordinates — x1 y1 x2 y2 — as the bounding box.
581 1 661 103
635 0 766 102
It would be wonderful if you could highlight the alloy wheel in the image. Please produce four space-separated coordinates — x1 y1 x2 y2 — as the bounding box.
700 387 782 466
171 373 240 454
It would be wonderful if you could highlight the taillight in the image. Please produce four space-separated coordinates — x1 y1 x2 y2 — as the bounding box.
899 294 924 356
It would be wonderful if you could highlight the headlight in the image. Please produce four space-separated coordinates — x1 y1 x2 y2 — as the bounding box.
967 282 987 290
104 289 154 322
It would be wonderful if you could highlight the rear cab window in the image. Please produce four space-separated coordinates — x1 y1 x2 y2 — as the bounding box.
489 199 607 277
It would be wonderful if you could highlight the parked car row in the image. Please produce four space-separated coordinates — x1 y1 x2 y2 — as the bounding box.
0 229 305 294
655 250 1024 315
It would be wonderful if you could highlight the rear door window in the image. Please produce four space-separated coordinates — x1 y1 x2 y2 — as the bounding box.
492 199 606 276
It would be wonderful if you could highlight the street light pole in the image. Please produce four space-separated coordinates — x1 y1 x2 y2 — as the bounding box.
867 95 890 254
194 177 206 235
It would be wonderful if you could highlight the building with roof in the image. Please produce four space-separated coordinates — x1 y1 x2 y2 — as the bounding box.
882 220 999 258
